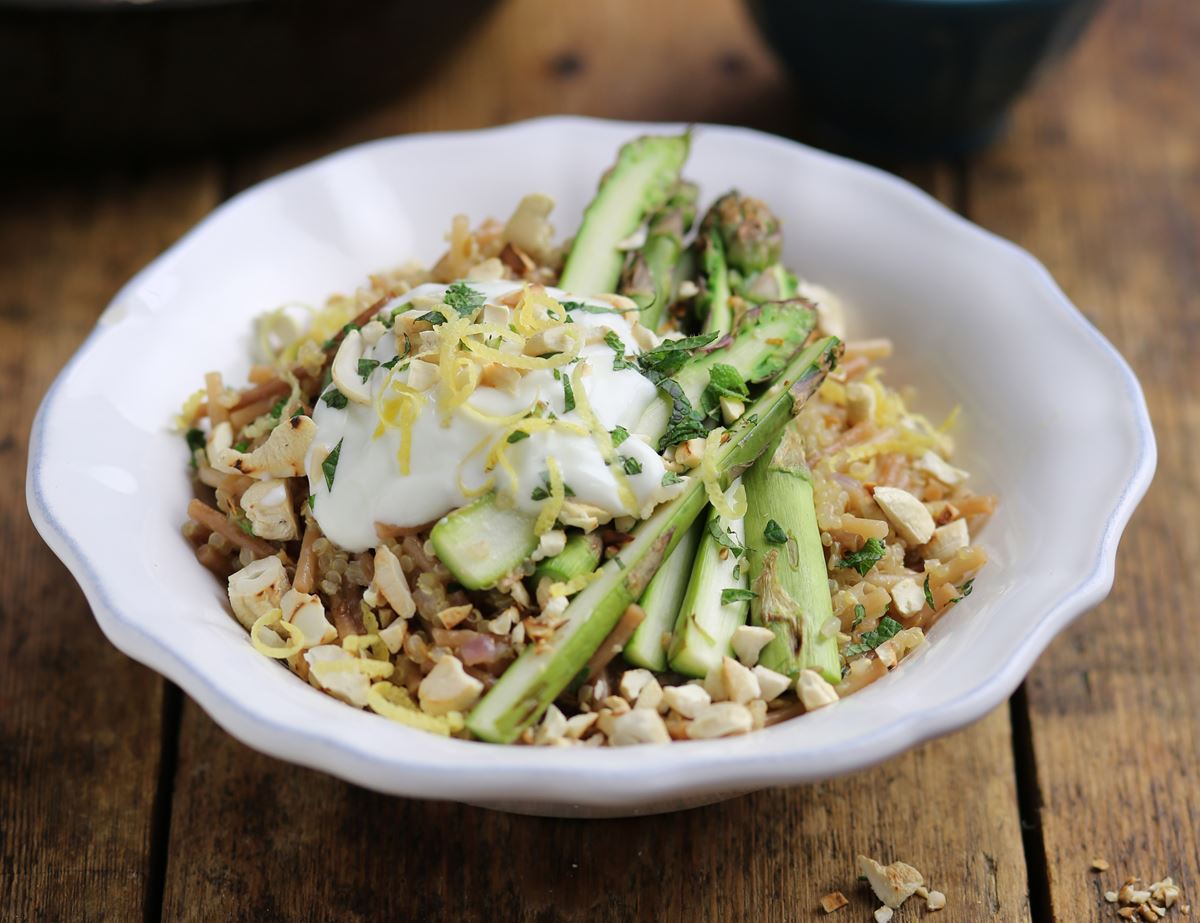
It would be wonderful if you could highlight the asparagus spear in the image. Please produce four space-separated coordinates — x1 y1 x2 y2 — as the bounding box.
623 516 704 671
743 425 841 683
559 133 691 295
620 181 699 331
666 482 750 678
695 192 784 335
697 231 733 336
466 336 842 743
433 300 815 589
533 532 602 588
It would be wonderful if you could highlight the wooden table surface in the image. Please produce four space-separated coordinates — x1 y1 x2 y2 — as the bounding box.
3 0 1196 920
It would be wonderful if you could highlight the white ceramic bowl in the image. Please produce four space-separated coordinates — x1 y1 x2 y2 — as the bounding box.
28 117 1155 816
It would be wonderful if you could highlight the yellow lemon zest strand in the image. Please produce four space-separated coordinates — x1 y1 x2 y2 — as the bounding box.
249 608 305 659
367 682 464 736
311 658 394 680
461 333 580 370
373 368 425 474
456 402 531 428
570 362 639 515
358 604 391 661
700 431 746 520
341 632 381 654
534 456 566 535
436 314 481 424
482 415 589 503
549 571 599 598
938 404 961 433
838 432 937 466
514 286 568 336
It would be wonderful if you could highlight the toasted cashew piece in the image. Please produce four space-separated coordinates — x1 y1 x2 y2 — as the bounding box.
330 329 371 404
241 478 298 541
227 556 290 630
210 416 317 479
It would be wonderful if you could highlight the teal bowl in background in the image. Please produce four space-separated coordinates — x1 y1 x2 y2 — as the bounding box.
745 0 1105 154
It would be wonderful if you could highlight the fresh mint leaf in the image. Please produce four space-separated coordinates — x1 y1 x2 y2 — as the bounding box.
604 331 633 370
950 578 975 605
417 310 448 326
321 387 348 410
924 574 935 609
610 425 630 447
233 440 249 453
843 615 902 658
562 372 576 413
507 430 531 444
322 439 343 491
443 282 484 317
835 537 886 576
322 323 360 350
636 331 719 377
706 518 744 558
640 367 708 451
621 456 642 475
269 397 287 419
852 604 866 629
185 428 206 452
720 587 757 605
661 471 684 486
763 519 788 545
357 358 380 381
700 362 749 416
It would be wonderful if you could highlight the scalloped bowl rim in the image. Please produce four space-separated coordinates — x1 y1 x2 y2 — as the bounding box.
27 117 1155 810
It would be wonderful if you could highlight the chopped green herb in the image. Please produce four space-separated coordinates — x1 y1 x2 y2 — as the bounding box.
835 537 887 576
268 397 287 419
603 331 633 370
561 372 576 413
706 518 744 557
641 368 709 451
949 578 974 605
720 587 757 605
661 470 684 486
321 388 348 410
636 332 720 377
531 473 575 502
621 456 642 476
443 281 484 317
357 358 380 381
381 355 404 371
700 362 750 416
507 430 531 444
417 310 448 326
322 439 343 491
610 425 630 447
852 604 866 629
237 517 255 536
307 494 316 511
843 615 903 658
560 299 648 315
185 428 206 452
763 519 788 545
233 440 249 452
924 574 935 609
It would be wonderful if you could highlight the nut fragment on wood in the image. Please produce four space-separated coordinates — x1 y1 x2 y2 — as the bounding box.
1093 858 1112 871
818 891 848 913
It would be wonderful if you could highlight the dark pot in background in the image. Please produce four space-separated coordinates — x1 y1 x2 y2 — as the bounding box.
745 0 1104 155
0 0 497 164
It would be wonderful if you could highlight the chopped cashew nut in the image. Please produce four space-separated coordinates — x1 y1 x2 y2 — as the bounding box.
752 666 791 702
916 450 968 486
731 624 775 666
797 669 839 710
534 529 567 561
227 556 290 629
373 544 416 619
662 684 712 718
608 709 671 745
330 329 371 404
281 588 335 647
482 303 511 328
857 855 925 909
721 656 761 705
846 381 876 426
927 890 946 911
305 645 370 707
564 712 599 739
211 415 317 479
889 577 927 616
503 193 556 264
874 908 893 923
406 358 439 391
922 519 970 562
720 396 745 425
534 704 568 745
241 478 298 540
702 661 728 701
378 617 408 654
619 668 656 703
819 891 849 913
872 486 936 545
688 702 754 739
636 677 665 712
674 438 705 469
436 604 473 629
801 281 846 339
418 655 483 716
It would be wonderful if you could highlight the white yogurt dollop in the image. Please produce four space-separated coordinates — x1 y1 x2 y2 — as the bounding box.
307 281 676 552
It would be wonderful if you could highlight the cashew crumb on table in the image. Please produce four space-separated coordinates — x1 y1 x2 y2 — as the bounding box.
1100 874 1185 921
818 890 849 913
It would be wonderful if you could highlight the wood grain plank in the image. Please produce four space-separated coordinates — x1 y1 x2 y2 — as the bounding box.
965 0 1200 919
0 166 219 921
163 704 1028 923
159 2 1030 920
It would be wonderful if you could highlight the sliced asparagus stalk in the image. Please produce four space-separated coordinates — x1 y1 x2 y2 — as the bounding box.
559 133 691 296
620 181 699 331
533 531 602 588
743 426 840 683
702 191 783 276
697 231 733 336
667 481 750 678
433 300 815 590
623 515 704 671
466 336 841 743
738 263 799 303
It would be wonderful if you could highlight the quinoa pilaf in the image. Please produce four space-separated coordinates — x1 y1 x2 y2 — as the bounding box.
179 134 995 746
